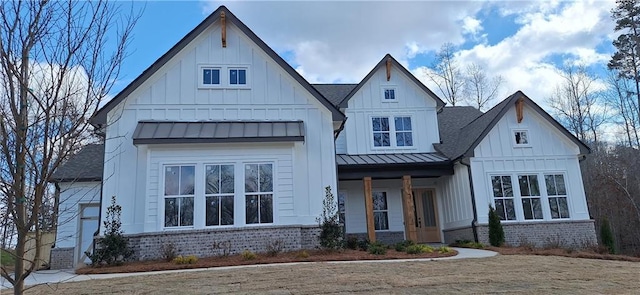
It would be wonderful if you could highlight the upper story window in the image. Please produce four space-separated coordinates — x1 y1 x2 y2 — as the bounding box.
382 87 396 101
202 68 220 85
229 68 247 85
371 116 413 148
198 65 249 88
514 130 529 146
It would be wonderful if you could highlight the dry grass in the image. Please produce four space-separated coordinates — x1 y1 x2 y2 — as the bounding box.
24 255 640 294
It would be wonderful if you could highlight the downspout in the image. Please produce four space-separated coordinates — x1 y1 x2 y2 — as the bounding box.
92 125 107 257
461 160 479 243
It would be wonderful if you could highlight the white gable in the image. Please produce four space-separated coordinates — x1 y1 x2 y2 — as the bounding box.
340 63 440 154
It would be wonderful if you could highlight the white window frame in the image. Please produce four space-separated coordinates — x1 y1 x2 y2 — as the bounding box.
372 191 389 231
204 163 235 227
489 171 572 222
381 86 398 102
338 191 347 228
490 175 517 221
512 129 531 147
517 174 544 220
370 115 415 149
198 64 251 89
244 162 274 225
162 164 196 229
544 173 571 219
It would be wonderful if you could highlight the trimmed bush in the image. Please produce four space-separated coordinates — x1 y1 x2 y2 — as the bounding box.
405 244 434 254
173 255 198 264
345 237 359 250
600 217 616 254
295 250 310 259
394 240 416 252
437 246 453 254
367 242 387 255
488 205 505 247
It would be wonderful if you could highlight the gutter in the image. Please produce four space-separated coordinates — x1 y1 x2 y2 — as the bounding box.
461 159 479 243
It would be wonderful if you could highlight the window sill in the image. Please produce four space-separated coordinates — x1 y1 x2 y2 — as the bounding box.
198 85 251 90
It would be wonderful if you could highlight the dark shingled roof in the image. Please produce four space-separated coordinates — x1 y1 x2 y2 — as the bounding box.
50 144 104 183
312 84 358 107
133 121 305 145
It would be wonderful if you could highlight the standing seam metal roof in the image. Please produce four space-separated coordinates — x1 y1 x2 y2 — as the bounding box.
336 153 449 166
133 121 305 145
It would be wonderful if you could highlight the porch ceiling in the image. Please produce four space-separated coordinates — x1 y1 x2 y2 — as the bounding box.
336 153 453 180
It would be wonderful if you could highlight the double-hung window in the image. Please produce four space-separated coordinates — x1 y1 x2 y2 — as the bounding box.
245 163 273 224
491 176 516 220
373 192 389 230
519 175 543 220
371 116 413 148
372 117 391 147
164 165 195 227
205 164 235 226
338 191 346 226
545 174 570 219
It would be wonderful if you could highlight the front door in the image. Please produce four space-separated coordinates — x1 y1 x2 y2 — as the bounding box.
78 204 100 265
413 189 441 243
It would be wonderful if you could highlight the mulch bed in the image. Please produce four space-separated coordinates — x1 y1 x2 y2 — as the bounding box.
76 248 458 275
486 246 640 262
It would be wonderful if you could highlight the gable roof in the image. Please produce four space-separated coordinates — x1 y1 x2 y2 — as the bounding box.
50 144 104 183
91 6 345 126
434 90 591 160
337 54 446 110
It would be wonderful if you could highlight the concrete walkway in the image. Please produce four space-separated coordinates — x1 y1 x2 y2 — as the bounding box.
0 247 497 290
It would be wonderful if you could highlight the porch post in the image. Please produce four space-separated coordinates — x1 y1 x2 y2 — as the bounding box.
363 176 376 242
402 175 417 242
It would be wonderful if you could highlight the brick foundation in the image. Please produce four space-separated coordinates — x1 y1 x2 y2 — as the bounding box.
346 231 405 245
442 227 475 244
125 225 321 261
476 220 597 248
50 247 74 269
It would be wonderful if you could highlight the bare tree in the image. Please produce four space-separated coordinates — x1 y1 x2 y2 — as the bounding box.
548 66 607 145
605 73 640 148
0 1 137 293
463 63 504 111
425 43 465 106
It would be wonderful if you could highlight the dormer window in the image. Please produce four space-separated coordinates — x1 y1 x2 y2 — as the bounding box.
514 130 529 146
381 86 397 102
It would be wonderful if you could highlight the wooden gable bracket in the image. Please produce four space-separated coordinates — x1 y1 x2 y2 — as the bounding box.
221 11 227 48
386 58 392 81
516 97 525 123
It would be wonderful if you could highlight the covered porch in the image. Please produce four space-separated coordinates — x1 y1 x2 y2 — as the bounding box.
336 153 453 244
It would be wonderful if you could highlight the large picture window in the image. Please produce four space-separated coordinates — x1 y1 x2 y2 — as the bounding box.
164 165 195 227
205 164 235 226
545 174 570 219
373 192 389 230
245 163 273 224
491 176 516 220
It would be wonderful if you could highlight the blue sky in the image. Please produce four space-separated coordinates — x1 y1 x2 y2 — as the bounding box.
115 1 617 109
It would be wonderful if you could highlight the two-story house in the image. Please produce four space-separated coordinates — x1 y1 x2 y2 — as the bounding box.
49 6 597 269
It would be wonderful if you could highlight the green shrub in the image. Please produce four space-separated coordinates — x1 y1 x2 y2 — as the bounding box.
405 244 434 254
87 196 133 266
488 205 505 247
600 217 616 254
437 246 453 254
450 240 485 249
357 239 370 251
394 240 416 252
367 242 387 255
345 237 359 250
316 186 344 250
172 255 198 264
241 250 257 260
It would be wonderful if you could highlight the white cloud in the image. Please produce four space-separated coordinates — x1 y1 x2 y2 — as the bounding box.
199 0 617 110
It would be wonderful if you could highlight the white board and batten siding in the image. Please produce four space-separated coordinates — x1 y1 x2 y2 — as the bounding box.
342 64 440 155
55 182 101 248
101 20 337 234
470 105 590 224
437 163 474 230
